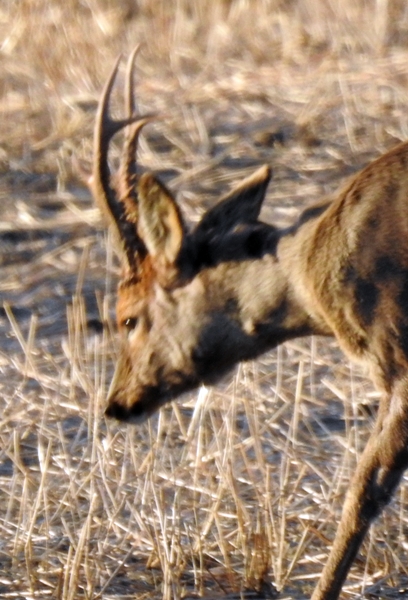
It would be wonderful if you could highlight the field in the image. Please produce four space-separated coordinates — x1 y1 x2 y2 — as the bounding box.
2 1 408 598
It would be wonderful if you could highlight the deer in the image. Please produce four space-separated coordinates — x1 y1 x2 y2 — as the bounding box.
88 48 408 600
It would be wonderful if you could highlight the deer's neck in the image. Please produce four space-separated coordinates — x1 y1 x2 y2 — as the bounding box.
200 213 333 356
276 206 336 338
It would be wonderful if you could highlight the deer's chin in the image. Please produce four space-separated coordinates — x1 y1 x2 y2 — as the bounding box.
105 394 167 424
105 379 200 424
105 402 148 424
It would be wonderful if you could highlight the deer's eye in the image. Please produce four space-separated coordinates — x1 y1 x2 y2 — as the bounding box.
123 317 138 333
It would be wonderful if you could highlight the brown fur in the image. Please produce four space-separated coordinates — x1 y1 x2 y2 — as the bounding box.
90 51 408 600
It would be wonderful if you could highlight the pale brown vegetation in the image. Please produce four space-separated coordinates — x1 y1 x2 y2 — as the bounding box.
2 1 408 599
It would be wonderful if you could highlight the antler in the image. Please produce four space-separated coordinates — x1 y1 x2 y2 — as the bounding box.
90 47 155 273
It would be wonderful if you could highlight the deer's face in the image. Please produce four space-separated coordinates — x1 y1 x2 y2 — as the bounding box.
106 274 205 421
107 259 262 422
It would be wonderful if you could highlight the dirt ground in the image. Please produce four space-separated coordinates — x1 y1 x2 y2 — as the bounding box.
1 1 408 599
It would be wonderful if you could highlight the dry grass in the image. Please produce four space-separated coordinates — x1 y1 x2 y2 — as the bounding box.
2 1 408 598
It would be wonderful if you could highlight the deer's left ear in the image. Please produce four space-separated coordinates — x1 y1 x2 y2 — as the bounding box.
137 173 185 267
194 164 271 236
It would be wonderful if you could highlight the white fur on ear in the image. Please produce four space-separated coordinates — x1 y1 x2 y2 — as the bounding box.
137 173 184 265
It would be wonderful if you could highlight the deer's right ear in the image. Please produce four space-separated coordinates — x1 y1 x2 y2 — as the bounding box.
194 164 271 236
137 173 185 269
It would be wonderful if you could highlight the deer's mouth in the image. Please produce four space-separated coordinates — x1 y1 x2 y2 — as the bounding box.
105 387 168 424
104 400 145 424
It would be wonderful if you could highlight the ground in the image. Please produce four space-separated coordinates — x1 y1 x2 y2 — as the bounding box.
1 1 408 599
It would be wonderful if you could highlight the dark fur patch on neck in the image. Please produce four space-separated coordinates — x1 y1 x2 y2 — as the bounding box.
188 222 280 271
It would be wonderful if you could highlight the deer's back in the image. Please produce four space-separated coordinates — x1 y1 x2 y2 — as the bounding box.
304 141 408 389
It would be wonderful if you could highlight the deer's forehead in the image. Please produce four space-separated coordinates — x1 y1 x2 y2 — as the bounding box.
117 280 155 317
116 277 180 320
117 257 158 309
117 283 150 316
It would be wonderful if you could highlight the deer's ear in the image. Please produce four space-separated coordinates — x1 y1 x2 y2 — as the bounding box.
137 173 185 266
195 165 271 236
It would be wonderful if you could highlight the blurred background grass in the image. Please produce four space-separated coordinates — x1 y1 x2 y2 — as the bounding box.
1 1 408 599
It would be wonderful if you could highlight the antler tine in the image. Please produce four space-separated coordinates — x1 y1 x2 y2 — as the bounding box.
124 44 140 117
91 51 156 272
118 45 155 206
92 55 125 237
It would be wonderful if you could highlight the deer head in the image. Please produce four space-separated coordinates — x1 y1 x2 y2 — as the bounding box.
90 50 322 423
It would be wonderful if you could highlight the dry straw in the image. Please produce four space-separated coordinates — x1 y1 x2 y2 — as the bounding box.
1 0 408 598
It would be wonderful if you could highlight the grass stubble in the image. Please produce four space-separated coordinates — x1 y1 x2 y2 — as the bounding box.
1 0 408 598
